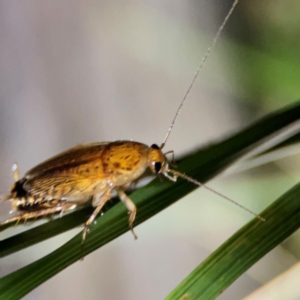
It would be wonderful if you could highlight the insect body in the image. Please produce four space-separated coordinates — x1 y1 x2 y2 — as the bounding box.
1 141 171 240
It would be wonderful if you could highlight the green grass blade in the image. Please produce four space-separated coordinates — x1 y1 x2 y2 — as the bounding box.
254 131 300 157
1 102 300 259
166 182 300 300
0 101 300 299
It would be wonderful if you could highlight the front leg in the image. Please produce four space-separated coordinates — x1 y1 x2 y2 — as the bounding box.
116 188 137 239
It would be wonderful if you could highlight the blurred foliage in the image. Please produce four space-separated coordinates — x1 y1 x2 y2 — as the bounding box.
229 1 300 109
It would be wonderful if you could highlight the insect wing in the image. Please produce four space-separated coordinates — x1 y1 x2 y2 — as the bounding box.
25 142 110 179
23 175 104 201
23 142 111 201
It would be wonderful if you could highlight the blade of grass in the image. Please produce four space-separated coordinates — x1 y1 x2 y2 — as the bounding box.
257 131 300 155
166 182 300 300
1 102 300 258
0 101 300 299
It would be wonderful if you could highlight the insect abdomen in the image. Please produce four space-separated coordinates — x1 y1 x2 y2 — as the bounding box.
10 178 54 212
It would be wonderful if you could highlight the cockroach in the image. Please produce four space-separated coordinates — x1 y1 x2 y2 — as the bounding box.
0 0 263 242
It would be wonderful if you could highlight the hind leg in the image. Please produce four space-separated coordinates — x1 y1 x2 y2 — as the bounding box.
0 207 60 228
0 164 21 202
0 202 78 228
12 163 20 181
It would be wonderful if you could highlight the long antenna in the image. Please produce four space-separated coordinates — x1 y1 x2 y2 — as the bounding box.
168 169 265 221
160 0 239 149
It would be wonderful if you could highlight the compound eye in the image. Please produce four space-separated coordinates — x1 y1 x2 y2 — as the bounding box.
151 144 160 149
154 162 162 173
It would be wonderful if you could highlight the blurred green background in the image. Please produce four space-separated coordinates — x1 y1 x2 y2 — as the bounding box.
0 1 300 299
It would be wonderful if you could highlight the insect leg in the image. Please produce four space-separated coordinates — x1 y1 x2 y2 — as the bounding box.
116 188 137 240
82 191 112 242
11 163 20 181
0 165 20 203
0 203 72 228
